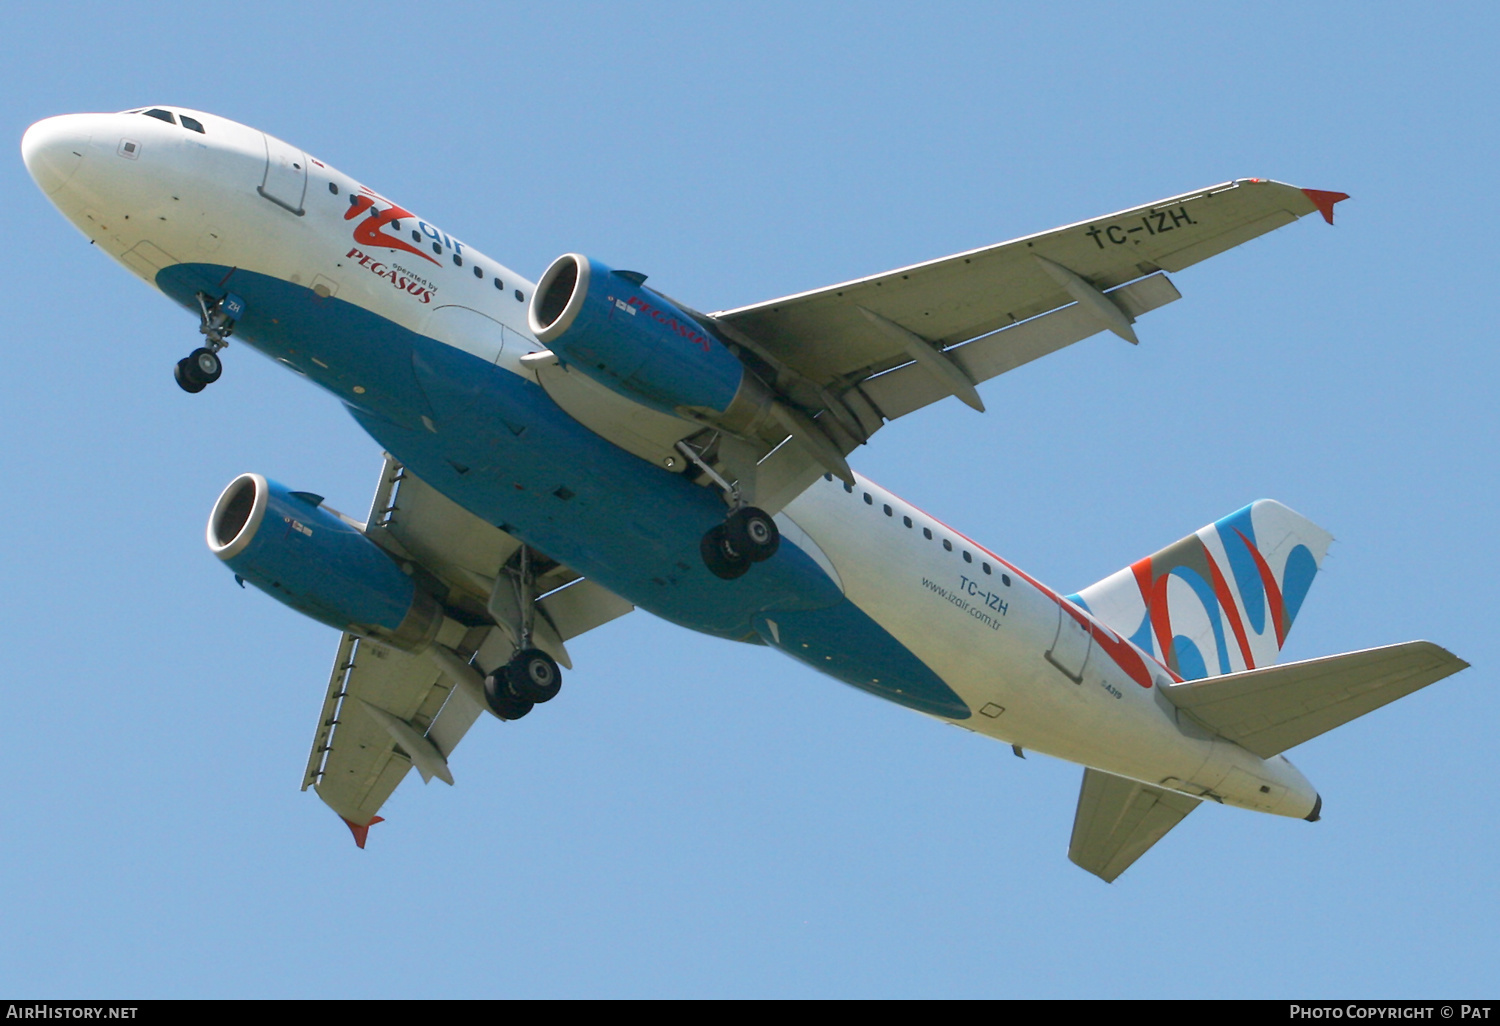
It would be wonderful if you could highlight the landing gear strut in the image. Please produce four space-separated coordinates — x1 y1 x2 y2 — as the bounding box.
482 544 565 719
676 440 780 580
176 292 244 393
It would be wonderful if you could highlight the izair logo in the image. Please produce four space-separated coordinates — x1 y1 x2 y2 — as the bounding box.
343 187 464 268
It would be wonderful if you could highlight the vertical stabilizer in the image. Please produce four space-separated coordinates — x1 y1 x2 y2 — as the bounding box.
1074 500 1332 679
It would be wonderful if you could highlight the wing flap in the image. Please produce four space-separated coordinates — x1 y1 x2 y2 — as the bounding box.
1159 641 1469 757
1069 768 1201 883
861 272 1180 421
539 577 635 640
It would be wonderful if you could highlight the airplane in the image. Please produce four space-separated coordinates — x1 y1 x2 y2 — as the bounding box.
21 105 1469 882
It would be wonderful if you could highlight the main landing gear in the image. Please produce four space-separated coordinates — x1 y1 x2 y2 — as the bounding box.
175 291 244 394
482 544 565 721
700 506 780 580
484 647 562 721
676 441 780 581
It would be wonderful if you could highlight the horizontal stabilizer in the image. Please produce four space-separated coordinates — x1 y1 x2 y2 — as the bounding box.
1069 768 1201 883
1159 641 1468 758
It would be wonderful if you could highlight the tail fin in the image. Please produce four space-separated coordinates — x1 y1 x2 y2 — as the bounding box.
1074 500 1333 680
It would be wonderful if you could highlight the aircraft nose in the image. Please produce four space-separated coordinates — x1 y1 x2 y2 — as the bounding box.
22 114 91 196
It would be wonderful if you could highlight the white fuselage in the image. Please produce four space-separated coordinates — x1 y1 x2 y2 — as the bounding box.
22 107 1319 819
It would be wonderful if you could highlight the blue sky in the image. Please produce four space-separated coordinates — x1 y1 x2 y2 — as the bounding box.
3 2 1496 998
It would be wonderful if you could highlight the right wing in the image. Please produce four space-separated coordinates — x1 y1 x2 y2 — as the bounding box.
1069 768 1202 883
301 456 633 843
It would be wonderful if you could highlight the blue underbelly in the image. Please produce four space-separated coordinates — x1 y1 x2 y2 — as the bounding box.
156 265 968 717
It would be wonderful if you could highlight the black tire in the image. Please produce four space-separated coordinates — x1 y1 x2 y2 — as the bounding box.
504 648 562 703
174 358 206 393
725 506 780 562
700 524 750 580
189 347 223 384
484 672 534 720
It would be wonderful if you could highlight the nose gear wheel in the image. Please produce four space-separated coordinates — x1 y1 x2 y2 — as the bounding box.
175 292 242 393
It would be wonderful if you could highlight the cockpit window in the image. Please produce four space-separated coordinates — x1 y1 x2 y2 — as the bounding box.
179 115 205 134
143 109 176 125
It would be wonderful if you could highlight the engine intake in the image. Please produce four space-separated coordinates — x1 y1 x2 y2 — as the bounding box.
207 473 441 650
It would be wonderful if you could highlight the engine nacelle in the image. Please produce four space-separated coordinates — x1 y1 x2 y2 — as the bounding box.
529 254 748 418
207 473 441 650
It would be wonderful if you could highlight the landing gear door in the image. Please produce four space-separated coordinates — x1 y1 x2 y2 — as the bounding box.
1046 605 1092 684
258 133 307 216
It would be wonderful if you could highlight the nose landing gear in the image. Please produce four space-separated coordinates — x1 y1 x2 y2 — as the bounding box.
676 441 781 581
174 348 222 393
175 292 243 393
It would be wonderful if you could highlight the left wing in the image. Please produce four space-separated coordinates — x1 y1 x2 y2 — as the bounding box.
680 179 1342 512
1069 768 1202 883
711 179 1344 390
302 456 633 844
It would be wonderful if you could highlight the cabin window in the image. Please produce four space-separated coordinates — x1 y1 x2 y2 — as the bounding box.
453 254 463 267
473 265 483 279
843 482 853 494
824 474 833 482
863 493 873 505
943 539 953 552
143 109 176 124
903 516 912 528
923 528 933 540
515 290 525 302
327 182 339 195
413 230 422 243
883 504 892 517
1001 574 1012 587
982 562 992 575
432 242 442 255
179 115 205 134
962 551 972 563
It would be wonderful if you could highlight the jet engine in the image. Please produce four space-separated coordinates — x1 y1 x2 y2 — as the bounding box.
529 253 752 419
206 473 441 650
